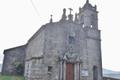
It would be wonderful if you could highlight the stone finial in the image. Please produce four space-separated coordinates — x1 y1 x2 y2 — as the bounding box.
94 5 97 10
83 0 93 10
63 8 66 14
79 7 82 14
60 8 67 21
86 0 89 3
50 15 53 23
74 13 79 23
68 8 73 22
69 8 73 14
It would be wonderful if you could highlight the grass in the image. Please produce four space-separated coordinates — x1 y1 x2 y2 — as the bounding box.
0 75 25 80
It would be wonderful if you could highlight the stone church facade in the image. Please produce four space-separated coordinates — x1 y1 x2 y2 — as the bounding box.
2 0 103 80
25 0 102 80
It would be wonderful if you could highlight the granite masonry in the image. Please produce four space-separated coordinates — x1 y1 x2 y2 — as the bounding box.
2 0 103 80
24 0 102 80
2 45 26 75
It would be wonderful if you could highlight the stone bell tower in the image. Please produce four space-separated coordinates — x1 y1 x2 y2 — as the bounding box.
78 0 98 29
58 0 102 80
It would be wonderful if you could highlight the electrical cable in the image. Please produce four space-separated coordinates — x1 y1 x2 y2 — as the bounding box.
29 0 40 17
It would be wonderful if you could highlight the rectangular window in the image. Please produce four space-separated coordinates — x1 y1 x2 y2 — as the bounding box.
48 66 52 72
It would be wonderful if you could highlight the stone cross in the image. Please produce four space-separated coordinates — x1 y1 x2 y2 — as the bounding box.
50 14 53 23
51 15 53 19
69 8 73 14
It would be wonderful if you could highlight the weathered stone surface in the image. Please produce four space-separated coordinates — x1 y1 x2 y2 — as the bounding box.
25 22 102 80
2 45 26 75
24 1 102 80
2 1 103 80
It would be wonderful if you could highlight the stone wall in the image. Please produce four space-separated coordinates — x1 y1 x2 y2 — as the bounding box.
2 45 26 75
25 20 102 80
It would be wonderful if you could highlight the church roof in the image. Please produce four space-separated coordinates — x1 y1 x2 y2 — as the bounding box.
82 0 96 11
3 45 26 54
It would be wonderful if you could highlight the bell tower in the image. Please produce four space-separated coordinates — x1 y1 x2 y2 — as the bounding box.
78 0 98 29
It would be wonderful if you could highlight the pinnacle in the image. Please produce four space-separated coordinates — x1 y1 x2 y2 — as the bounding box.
86 0 89 3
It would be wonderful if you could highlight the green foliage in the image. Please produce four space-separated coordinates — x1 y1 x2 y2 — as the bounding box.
13 61 24 75
0 75 25 80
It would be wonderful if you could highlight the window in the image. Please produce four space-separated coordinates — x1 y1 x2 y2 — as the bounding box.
48 66 52 72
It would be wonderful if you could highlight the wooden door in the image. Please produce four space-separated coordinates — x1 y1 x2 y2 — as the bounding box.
66 63 74 80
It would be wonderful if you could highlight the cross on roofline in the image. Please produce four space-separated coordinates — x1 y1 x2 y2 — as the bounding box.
50 14 53 23
69 8 73 14
51 15 53 18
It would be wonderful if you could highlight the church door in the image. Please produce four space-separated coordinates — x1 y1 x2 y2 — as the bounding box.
66 63 74 80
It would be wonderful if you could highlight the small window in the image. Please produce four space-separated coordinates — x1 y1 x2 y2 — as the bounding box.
48 66 52 72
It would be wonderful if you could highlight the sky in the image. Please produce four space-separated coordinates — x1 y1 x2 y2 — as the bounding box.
0 0 120 71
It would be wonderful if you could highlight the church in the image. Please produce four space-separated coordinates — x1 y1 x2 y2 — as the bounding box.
2 0 103 80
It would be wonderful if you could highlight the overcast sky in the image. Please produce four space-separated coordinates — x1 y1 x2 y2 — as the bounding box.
0 0 120 71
